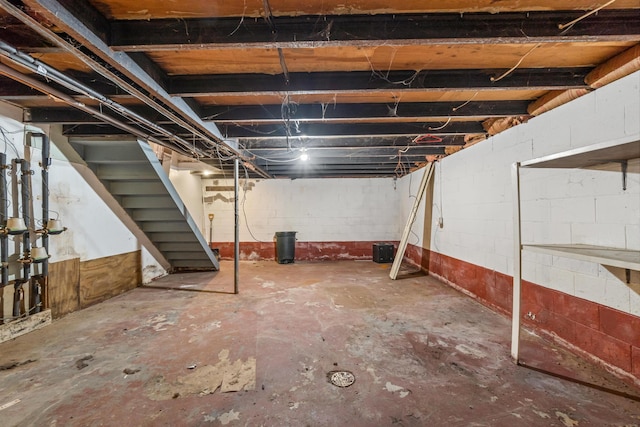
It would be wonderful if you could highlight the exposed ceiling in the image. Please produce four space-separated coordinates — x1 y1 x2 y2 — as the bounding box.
0 0 639 178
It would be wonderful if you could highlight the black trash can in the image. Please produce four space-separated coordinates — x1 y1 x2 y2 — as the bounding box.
275 231 297 264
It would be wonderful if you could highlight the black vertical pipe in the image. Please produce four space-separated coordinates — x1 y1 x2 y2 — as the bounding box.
20 159 36 314
40 134 50 278
234 158 239 295
0 153 7 288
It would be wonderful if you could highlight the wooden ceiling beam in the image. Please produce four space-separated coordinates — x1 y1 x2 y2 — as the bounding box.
170 68 589 96
240 135 466 149
13 0 272 177
203 101 530 123
221 121 483 138
110 11 640 51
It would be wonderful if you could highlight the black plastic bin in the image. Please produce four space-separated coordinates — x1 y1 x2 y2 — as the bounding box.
275 231 297 264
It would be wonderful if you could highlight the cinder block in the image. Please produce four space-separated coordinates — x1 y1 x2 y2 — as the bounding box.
550 197 595 224
574 273 606 303
574 322 632 372
603 279 631 312
571 223 627 248
596 195 640 224
548 266 575 295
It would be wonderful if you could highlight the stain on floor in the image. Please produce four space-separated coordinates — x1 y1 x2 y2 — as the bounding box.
0 260 638 426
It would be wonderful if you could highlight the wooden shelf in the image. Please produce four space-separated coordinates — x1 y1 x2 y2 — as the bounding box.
521 137 639 169
523 244 640 271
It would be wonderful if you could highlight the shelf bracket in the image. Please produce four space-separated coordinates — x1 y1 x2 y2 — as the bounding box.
626 268 631 284
620 160 628 191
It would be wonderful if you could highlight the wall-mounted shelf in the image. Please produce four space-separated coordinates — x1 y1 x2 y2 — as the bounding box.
520 138 639 169
511 136 640 363
523 244 640 271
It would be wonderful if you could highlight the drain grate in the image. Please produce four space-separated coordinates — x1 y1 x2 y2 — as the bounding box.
327 370 355 387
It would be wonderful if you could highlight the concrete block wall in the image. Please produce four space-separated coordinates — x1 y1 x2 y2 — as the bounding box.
430 71 640 315
200 177 402 244
424 71 640 380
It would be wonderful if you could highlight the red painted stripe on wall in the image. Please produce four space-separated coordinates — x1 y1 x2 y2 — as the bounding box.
406 245 640 382
210 241 400 261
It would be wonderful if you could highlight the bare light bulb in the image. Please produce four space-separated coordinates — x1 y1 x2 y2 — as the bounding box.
300 153 309 161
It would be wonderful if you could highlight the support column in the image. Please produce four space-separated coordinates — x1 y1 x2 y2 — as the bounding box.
234 158 239 295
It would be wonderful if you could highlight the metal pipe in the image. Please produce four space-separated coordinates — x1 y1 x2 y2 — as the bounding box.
20 159 38 313
0 153 8 288
38 133 50 312
0 25 269 177
0 63 190 158
39 133 49 277
12 158 32 317
234 157 239 294
0 41 199 157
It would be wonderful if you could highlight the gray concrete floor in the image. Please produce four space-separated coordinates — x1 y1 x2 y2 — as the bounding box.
0 260 639 426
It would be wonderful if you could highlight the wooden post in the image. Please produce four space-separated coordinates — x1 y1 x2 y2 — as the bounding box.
511 162 522 362
390 162 435 280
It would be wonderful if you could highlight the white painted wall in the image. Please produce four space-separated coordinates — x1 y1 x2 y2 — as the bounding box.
201 177 403 243
0 106 165 285
430 71 640 315
169 168 206 233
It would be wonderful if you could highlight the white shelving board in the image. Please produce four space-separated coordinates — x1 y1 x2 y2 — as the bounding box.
521 138 639 169
523 244 640 271
510 136 640 363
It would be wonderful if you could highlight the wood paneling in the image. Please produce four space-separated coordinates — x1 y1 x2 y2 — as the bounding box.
48 258 80 319
79 251 141 308
149 42 636 75
89 0 640 20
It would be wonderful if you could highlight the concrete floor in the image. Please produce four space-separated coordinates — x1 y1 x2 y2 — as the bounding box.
0 260 639 426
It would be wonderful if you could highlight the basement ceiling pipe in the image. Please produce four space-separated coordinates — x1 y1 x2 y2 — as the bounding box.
0 62 193 158
0 41 203 158
0 153 7 289
234 157 239 295
37 132 49 312
13 158 34 317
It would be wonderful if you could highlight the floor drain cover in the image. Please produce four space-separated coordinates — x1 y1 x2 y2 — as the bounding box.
328 370 355 387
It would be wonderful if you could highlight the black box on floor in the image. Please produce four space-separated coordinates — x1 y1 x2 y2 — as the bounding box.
373 243 394 263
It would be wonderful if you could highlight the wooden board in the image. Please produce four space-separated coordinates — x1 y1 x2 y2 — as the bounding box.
89 0 640 20
195 90 546 106
79 251 141 308
48 257 80 319
0 309 51 344
25 53 93 73
521 138 640 168
148 42 636 75
523 244 640 270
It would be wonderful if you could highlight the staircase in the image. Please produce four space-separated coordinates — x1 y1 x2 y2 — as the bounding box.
68 138 219 272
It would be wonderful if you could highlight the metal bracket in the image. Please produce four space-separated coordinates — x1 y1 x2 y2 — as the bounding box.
626 268 631 284
621 160 628 191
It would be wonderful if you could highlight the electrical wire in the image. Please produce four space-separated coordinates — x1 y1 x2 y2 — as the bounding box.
241 163 267 243
558 0 617 30
491 43 542 83
0 126 21 157
429 117 452 131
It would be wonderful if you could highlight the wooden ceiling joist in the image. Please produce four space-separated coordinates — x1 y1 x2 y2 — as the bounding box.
585 44 640 88
203 101 530 123
169 68 590 96
109 11 640 51
527 89 591 116
1 0 638 178
222 122 484 138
